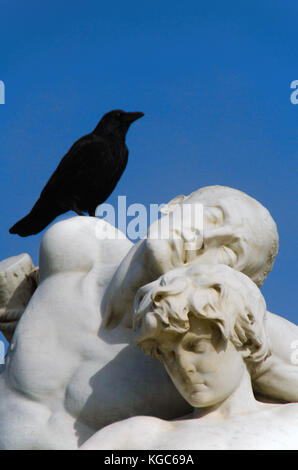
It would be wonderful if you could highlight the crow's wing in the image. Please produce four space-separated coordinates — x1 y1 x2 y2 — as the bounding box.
39 134 117 201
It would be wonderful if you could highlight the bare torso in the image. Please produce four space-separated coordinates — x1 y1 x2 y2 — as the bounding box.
80 403 298 450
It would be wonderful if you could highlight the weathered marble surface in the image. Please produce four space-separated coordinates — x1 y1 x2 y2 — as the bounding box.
81 265 298 450
0 185 297 450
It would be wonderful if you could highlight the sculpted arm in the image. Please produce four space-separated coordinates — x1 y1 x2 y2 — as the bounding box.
0 217 133 341
252 312 298 402
0 217 133 450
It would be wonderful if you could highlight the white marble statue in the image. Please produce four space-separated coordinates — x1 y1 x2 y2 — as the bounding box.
81 264 298 450
0 185 297 450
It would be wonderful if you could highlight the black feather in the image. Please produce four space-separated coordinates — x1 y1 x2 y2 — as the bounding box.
9 109 144 237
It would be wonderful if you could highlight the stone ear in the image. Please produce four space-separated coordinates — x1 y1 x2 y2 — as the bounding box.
210 283 223 295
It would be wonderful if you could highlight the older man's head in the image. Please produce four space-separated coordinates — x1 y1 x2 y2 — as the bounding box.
146 186 278 287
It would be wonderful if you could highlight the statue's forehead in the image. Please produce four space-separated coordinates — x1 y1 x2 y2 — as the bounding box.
186 191 249 209
182 193 262 233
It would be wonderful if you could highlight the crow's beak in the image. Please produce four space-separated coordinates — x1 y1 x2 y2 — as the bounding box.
124 112 145 122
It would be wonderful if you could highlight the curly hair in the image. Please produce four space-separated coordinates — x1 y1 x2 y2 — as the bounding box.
134 264 270 370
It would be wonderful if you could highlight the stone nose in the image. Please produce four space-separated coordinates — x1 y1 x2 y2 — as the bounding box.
178 227 204 252
176 353 196 378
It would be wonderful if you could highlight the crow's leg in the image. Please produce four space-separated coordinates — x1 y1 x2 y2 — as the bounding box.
88 208 96 217
72 203 85 216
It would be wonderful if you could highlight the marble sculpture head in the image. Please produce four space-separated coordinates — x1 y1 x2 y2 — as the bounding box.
146 186 278 287
134 264 270 408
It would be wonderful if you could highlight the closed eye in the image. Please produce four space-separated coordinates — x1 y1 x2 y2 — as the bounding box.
204 206 224 227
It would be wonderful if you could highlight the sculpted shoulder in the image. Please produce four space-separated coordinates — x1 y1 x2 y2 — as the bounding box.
39 216 132 279
80 415 172 450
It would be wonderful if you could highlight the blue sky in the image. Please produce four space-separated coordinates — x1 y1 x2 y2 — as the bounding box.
0 0 297 351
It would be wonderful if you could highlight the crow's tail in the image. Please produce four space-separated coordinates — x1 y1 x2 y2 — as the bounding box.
9 200 60 237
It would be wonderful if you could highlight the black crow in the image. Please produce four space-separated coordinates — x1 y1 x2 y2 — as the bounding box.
9 109 144 237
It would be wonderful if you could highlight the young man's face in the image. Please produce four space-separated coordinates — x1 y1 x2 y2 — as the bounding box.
155 316 246 409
